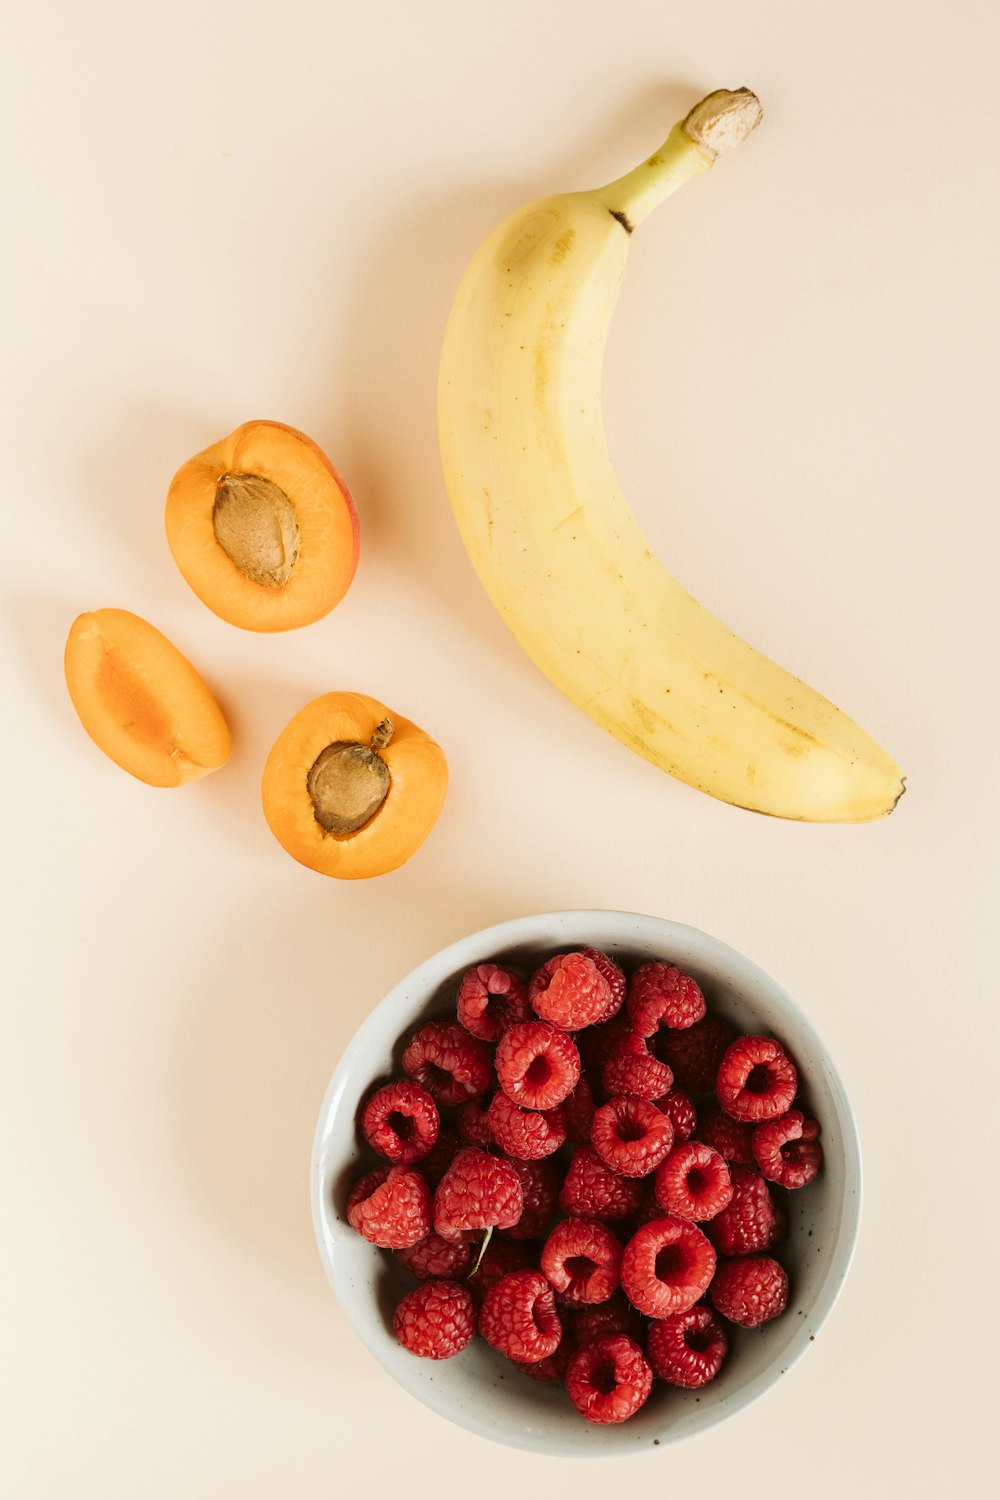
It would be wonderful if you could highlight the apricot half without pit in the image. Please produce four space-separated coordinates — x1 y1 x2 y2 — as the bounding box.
262 692 447 879
64 608 230 786
165 420 359 631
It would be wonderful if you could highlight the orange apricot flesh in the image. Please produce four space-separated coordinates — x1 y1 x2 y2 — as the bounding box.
262 692 448 879
165 420 359 631
65 609 230 786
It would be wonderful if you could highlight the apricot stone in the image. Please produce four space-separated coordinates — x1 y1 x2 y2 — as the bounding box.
262 693 447 879
65 609 230 786
165 420 359 631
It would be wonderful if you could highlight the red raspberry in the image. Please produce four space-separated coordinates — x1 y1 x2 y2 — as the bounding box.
707 1166 782 1256
559 1146 643 1222
647 1305 728 1388
466 1234 537 1304
711 1255 789 1327
512 1329 576 1384
627 1178 668 1231
486 1090 565 1160
628 963 706 1035
696 1104 755 1166
753 1110 823 1190
591 1096 674 1178
479 1269 562 1363
576 1010 631 1081
572 1292 643 1347
565 1334 653 1424
393 1280 475 1359
659 1017 736 1093
361 1081 439 1164
432 1147 523 1241
395 1230 472 1282
346 1165 431 1249
456 963 531 1042
495 1021 580 1110
660 1087 697 1142
454 1095 495 1148
579 948 626 1022
654 1142 733 1222
602 1031 673 1101
402 1020 492 1107
420 1128 461 1186
717 1034 798 1123
505 1157 561 1240
563 1073 597 1143
541 1218 622 1305
620 1216 716 1318
529 952 612 1030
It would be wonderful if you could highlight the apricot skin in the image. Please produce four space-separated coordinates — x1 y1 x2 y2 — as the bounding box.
165 420 359 632
262 692 447 879
65 609 230 787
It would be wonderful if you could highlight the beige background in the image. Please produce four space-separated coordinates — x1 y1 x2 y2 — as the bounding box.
3 1 998 1493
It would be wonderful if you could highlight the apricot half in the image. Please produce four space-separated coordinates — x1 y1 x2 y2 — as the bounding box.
262 692 448 879
65 609 230 786
165 420 359 631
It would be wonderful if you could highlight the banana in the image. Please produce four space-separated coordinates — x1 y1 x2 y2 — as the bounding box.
438 88 905 822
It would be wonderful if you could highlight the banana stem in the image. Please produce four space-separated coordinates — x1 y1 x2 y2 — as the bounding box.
600 87 762 231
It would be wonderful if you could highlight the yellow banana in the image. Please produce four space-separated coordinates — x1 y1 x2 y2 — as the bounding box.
438 88 905 822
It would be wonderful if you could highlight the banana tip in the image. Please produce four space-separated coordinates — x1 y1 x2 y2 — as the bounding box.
682 88 763 158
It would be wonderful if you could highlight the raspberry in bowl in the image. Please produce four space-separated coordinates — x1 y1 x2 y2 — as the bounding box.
312 911 861 1455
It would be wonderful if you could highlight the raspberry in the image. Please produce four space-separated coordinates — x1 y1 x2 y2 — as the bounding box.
505 1157 561 1240
559 1146 643 1222
571 1292 643 1347
696 1104 755 1166
717 1034 798 1123
579 948 626 1022
576 1010 631 1081
660 1087 697 1142
432 1147 523 1242
487 1090 565 1160
361 1081 439 1164
495 1021 580 1110
420 1128 461 1186
563 1073 597 1143
456 963 531 1043
395 1230 472 1282
707 1166 782 1256
654 1142 733 1222
752 1110 823 1190
346 1165 431 1249
711 1255 789 1327
529 952 612 1030
479 1269 562 1363
513 1329 576 1384
402 1020 492 1107
466 1234 537 1304
541 1218 622 1305
620 1216 716 1317
565 1334 653 1424
591 1096 674 1178
659 1016 736 1093
628 963 706 1035
455 1095 495 1147
647 1305 728 1388
393 1280 475 1359
602 1031 673 1101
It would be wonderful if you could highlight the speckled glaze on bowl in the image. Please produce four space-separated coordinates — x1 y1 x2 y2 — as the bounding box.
311 911 862 1455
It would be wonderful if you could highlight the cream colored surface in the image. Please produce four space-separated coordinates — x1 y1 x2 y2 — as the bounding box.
2 2 997 1494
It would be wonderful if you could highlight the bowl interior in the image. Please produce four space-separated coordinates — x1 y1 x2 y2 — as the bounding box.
311 911 861 1456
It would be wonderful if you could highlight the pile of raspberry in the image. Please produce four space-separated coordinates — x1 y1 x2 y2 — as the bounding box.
345 949 823 1425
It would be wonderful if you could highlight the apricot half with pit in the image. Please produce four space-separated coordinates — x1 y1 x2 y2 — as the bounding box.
165 420 359 631
262 692 447 879
64 609 230 786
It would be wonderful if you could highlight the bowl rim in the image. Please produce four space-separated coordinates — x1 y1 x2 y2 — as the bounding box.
310 909 863 1455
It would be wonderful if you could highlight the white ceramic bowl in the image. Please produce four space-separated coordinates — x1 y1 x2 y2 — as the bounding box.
311 911 861 1455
